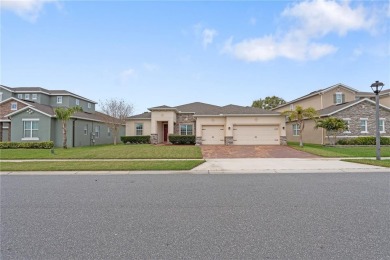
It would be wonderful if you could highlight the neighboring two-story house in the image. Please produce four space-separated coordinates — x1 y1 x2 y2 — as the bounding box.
0 85 124 147
273 83 390 144
127 102 286 145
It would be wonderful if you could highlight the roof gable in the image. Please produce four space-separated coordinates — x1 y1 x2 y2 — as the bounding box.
318 98 390 116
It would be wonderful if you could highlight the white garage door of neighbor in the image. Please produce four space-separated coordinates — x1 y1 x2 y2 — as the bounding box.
202 125 225 145
233 125 279 145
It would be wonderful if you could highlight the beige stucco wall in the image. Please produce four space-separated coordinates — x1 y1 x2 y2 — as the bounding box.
322 87 356 108
286 120 324 144
380 95 390 107
151 111 176 135
274 86 357 113
195 117 226 136
225 116 286 137
126 119 151 136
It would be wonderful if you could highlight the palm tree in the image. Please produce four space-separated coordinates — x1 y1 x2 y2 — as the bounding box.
315 117 348 145
282 106 318 147
55 106 83 149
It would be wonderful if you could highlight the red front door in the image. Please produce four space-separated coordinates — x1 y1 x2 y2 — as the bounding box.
163 124 168 142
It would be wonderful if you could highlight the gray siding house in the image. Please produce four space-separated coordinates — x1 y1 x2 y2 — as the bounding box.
0 85 124 147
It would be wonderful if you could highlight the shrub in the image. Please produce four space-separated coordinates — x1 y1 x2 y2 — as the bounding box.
0 141 54 149
169 135 195 145
336 136 390 145
120 136 150 144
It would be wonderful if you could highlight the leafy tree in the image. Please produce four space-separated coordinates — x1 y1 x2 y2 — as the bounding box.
282 106 318 147
315 117 348 145
99 98 133 145
252 96 286 110
55 106 83 149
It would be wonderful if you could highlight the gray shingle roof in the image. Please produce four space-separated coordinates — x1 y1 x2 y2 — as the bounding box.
130 102 279 118
127 112 152 119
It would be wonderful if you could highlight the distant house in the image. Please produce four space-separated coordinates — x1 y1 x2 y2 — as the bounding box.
127 102 286 145
273 83 390 144
0 85 124 147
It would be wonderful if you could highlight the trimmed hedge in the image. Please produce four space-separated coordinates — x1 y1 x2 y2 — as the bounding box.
121 136 150 144
0 141 54 149
169 135 196 145
337 136 390 145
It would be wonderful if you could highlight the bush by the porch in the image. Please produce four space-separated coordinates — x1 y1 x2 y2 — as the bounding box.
120 136 150 144
169 135 196 145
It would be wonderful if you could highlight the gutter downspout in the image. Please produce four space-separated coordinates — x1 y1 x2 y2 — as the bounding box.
72 119 77 147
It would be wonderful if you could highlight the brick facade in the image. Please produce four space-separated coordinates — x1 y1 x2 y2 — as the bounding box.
175 113 196 135
0 99 29 119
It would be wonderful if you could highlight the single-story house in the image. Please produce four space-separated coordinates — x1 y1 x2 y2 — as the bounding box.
127 102 286 145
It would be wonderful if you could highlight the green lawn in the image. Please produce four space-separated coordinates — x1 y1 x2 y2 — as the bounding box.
0 160 205 171
288 142 390 157
0 144 203 159
342 159 390 168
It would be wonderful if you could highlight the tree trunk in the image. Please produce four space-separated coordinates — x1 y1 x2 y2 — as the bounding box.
299 120 304 147
113 126 118 145
63 120 67 149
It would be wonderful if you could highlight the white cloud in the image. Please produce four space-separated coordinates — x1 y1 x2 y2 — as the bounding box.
202 28 217 48
143 63 159 72
1 0 59 22
120 68 137 82
223 0 377 62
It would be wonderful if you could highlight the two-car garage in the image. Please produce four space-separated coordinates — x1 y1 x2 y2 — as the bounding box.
232 125 280 145
201 124 280 145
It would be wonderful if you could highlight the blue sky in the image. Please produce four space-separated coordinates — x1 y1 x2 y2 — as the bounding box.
1 0 389 114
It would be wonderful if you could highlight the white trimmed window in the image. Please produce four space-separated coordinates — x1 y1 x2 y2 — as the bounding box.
360 119 368 133
88 103 91 109
379 119 385 133
343 118 351 133
25 94 30 100
95 126 100 138
32 94 37 100
11 102 17 110
180 124 193 135
76 99 80 106
293 124 300 136
135 123 143 135
84 124 88 135
17 94 23 99
335 92 343 104
22 119 39 140
57 96 63 104
107 127 111 136
290 104 294 111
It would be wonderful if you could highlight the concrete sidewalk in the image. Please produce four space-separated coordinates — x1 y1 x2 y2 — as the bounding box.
1 158 388 175
191 158 389 174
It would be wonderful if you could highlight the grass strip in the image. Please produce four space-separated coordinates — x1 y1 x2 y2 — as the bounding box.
288 142 390 157
0 144 203 160
342 159 390 168
0 160 205 171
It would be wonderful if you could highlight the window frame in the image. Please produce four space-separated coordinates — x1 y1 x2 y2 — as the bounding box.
292 123 300 136
335 92 343 104
107 127 111 137
25 94 30 100
17 94 23 99
76 99 80 106
32 94 37 100
84 124 88 135
343 118 351 133
22 119 39 141
379 119 385 133
135 123 143 136
95 126 100 138
11 102 17 111
180 124 193 135
57 96 63 104
360 118 368 133
88 103 91 109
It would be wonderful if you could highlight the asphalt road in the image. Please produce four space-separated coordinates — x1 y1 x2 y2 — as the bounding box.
1 173 389 259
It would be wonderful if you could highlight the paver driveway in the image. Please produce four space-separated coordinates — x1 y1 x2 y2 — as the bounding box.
201 145 318 159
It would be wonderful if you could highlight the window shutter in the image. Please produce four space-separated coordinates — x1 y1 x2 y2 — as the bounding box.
333 94 336 104
342 94 345 103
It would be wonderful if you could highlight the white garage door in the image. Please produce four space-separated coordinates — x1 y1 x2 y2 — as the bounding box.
202 125 225 145
233 125 279 145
